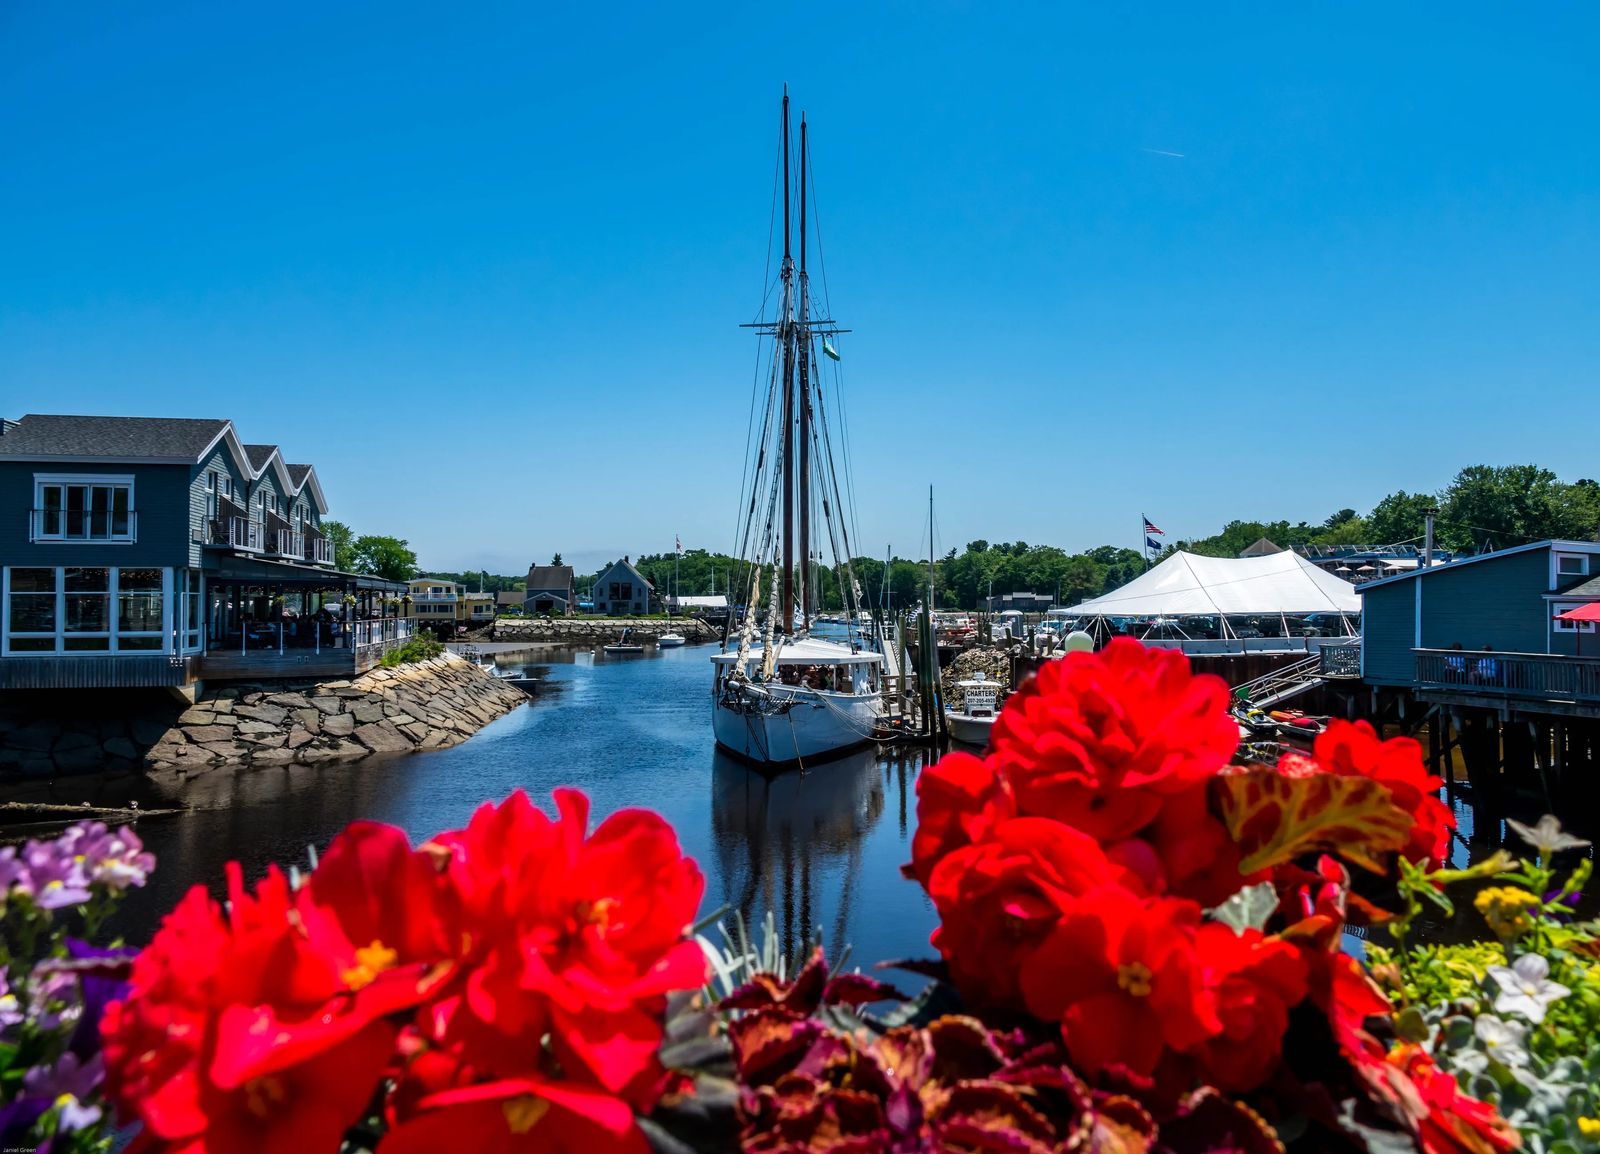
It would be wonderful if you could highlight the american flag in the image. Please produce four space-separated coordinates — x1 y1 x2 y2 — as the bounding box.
1143 516 1164 536
675 535 683 555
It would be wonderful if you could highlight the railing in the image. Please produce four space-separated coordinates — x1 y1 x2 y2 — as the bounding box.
30 508 137 543
1320 643 1362 678
1416 649 1600 703
209 516 262 552
305 536 334 565
269 529 304 557
353 618 415 651
1232 653 1323 708
411 593 460 603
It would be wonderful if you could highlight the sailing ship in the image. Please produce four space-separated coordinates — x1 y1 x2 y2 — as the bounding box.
711 89 888 768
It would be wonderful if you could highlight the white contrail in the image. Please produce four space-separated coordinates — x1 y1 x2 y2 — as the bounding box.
1140 147 1185 158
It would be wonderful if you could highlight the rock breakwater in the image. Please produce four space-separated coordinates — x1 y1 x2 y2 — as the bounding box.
0 653 527 790
493 618 717 644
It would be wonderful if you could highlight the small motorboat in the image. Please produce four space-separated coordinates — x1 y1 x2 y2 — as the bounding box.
657 632 686 648
1269 709 1328 742
945 672 1003 748
1231 705 1279 740
602 627 646 655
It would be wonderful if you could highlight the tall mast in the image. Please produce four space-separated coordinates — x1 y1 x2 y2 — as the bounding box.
797 112 812 631
928 486 936 614
779 88 796 635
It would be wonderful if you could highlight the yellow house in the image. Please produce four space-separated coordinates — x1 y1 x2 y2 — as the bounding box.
406 578 461 633
460 592 496 629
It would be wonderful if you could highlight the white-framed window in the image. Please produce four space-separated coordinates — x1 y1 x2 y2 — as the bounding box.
1556 554 1589 577
206 471 217 519
3 567 173 654
1553 603 1597 633
32 475 136 542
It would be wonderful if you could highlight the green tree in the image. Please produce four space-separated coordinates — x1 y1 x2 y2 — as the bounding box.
1313 515 1370 547
322 520 356 571
1365 490 1435 547
552 553 563 566
1439 465 1597 551
351 535 419 582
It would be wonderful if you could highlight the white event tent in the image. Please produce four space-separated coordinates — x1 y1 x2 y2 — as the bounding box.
1065 550 1361 619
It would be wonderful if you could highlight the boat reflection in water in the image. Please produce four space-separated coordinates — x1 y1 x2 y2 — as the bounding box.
712 745 934 970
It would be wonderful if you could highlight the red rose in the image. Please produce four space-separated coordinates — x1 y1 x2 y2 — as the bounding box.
925 818 1129 1010
1019 890 1220 1078
907 750 1013 887
990 639 1239 842
1299 721 1454 866
1187 926 1307 1092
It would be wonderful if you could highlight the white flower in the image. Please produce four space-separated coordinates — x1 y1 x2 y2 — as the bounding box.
1486 953 1571 1024
1472 1014 1529 1067
1507 815 1592 857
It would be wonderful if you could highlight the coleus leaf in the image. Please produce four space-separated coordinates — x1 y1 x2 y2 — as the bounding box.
1217 768 1413 875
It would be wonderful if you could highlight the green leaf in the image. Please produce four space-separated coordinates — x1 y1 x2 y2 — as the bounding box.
1395 1005 1430 1043
1206 881 1280 935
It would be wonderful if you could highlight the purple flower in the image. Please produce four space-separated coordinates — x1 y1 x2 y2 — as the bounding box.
18 837 91 911
23 1053 105 1134
59 940 135 1061
0 969 22 1034
58 822 155 891
0 843 27 895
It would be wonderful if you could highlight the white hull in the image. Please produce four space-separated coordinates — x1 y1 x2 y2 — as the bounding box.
713 682 883 766
657 634 686 647
946 712 996 747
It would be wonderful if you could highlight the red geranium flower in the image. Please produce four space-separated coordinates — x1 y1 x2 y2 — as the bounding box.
924 818 1130 1010
906 750 1013 887
1018 890 1220 1078
1293 721 1454 866
429 789 706 1100
1186 926 1307 1093
990 639 1239 842
102 865 400 1153
382 1078 649 1154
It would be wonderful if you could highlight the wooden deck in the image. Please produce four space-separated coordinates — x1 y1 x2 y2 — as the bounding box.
198 648 381 680
1415 649 1600 718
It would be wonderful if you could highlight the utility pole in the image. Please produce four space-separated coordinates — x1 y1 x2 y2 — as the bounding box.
1424 507 1438 568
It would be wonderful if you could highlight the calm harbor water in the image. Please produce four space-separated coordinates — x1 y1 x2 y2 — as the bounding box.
113 640 941 971
90 640 1597 957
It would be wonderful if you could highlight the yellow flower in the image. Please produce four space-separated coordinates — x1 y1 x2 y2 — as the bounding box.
1577 1117 1600 1140
1474 886 1540 942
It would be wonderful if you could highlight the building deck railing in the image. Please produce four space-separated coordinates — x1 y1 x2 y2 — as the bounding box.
1320 643 1362 678
1416 648 1600 703
208 515 263 552
203 518 336 566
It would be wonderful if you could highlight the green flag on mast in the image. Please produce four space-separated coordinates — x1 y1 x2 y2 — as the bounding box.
822 338 840 361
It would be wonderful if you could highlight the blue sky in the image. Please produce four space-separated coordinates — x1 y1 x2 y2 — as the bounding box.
3 4 1596 576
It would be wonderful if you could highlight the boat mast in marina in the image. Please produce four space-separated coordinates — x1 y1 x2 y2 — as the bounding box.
712 88 887 768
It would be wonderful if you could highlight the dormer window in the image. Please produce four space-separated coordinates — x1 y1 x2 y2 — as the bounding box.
32 476 135 542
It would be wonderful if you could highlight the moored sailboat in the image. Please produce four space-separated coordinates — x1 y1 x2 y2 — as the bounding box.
711 89 888 769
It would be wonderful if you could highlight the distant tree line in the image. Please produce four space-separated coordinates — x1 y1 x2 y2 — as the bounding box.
1170 464 1600 560
358 463 1600 612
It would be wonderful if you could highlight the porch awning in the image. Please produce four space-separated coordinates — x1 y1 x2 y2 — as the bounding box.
202 554 406 593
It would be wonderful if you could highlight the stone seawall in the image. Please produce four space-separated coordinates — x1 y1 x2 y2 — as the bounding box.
0 652 528 790
492 618 719 644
